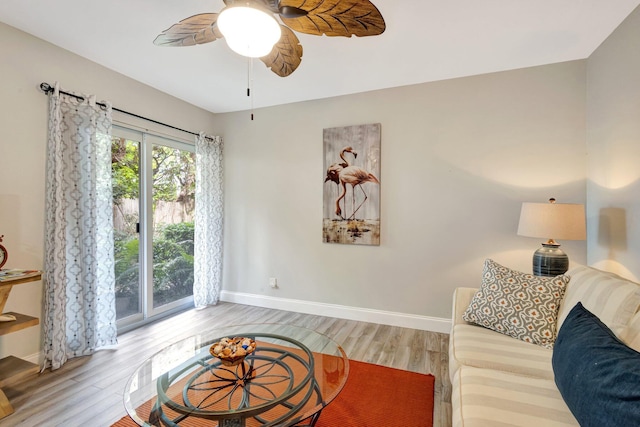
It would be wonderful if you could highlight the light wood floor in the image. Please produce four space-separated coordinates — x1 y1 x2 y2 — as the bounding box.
0 302 452 427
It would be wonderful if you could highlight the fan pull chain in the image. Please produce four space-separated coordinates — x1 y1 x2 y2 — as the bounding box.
247 58 255 121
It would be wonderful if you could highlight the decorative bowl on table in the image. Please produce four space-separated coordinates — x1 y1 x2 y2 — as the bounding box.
209 337 256 366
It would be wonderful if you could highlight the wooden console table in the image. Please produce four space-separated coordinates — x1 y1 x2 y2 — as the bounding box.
0 272 42 419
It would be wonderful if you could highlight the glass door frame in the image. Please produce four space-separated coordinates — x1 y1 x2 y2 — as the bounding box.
114 125 195 332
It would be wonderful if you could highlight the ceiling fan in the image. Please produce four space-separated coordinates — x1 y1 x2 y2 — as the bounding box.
154 0 386 77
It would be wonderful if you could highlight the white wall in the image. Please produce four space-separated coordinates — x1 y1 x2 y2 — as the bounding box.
586 6 640 282
218 61 588 323
0 22 216 361
1 17 602 361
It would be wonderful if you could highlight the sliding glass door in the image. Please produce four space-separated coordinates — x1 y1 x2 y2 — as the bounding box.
112 134 141 320
150 144 196 308
112 127 195 330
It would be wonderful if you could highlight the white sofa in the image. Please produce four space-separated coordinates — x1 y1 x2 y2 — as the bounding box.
449 264 640 427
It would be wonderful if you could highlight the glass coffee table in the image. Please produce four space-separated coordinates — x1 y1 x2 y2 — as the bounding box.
124 323 349 427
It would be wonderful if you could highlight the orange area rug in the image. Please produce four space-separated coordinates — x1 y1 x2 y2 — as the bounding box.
112 360 435 427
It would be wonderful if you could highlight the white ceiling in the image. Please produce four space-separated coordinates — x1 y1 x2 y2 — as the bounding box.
1 1 639 113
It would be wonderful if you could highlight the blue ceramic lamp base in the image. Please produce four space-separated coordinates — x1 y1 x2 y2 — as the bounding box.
533 243 569 277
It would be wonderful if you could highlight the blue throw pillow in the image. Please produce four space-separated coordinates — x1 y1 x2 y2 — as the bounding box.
552 302 640 427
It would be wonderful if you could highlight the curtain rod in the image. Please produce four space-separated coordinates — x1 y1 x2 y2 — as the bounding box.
39 82 212 141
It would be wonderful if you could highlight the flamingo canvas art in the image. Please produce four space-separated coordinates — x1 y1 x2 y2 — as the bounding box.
323 123 381 245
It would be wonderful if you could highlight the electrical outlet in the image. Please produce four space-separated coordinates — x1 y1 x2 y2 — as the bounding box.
269 277 278 289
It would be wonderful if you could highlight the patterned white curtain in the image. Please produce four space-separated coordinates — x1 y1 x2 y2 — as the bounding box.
43 83 117 370
193 133 224 308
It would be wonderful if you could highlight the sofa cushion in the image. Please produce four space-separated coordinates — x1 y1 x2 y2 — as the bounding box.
553 302 640 427
462 259 569 348
451 365 578 427
558 265 640 337
450 323 553 381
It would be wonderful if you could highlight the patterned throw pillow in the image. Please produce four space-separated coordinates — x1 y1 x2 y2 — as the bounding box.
463 259 570 348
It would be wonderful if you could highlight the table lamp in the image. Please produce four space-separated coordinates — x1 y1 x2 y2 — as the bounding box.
517 198 586 276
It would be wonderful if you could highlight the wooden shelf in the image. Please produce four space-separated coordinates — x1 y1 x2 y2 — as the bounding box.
0 313 39 337
0 271 41 419
0 272 42 314
0 272 42 287
0 356 39 388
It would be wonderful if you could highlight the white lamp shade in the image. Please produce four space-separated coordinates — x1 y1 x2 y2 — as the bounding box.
217 6 282 58
518 202 586 241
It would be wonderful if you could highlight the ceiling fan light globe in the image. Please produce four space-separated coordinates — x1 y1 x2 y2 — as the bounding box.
218 6 281 58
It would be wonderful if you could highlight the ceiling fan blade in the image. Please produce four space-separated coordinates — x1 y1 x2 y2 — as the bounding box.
154 13 222 46
279 5 308 19
260 25 303 77
279 0 385 37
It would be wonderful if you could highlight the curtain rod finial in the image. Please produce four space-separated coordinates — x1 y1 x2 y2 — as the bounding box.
40 82 53 93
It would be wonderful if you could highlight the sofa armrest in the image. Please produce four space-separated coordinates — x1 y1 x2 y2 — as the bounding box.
452 287 478 329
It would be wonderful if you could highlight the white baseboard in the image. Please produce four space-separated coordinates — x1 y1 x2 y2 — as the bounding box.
24 351 43 365
220 291 451 334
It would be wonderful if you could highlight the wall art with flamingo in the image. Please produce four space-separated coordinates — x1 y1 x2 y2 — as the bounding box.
323 123 381 245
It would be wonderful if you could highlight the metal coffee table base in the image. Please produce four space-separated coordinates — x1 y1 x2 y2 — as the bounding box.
151 334 323 427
